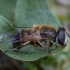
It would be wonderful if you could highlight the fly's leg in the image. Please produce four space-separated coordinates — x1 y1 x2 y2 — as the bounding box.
47 42 54 53
50 41 60 47
37 41 45 48
19 41 30 49
37 41 50 53
5 41 30 53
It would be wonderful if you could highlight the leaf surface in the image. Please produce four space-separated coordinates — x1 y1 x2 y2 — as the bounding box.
0 0 62 61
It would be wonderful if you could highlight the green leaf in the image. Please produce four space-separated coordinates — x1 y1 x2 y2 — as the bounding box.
23 62 37 70
15 0 61 27
0 0 16 22
0 0 63 61
0 15 15 33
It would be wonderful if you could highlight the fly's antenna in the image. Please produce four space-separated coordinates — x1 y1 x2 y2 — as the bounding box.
66 31 70 37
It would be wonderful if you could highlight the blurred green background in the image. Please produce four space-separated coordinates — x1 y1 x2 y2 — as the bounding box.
0 0 70 70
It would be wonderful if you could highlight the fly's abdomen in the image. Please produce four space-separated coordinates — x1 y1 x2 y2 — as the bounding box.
12 33 21 49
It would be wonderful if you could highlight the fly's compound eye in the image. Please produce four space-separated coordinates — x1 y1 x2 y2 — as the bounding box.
56 28 68 47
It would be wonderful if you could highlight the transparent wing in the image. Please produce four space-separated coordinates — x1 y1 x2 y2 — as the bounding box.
0 33 15 44
0 30 22 43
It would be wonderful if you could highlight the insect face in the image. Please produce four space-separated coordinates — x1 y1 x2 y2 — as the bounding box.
56 27 68 47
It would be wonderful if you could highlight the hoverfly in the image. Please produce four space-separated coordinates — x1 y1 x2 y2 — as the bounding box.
0 24 70 53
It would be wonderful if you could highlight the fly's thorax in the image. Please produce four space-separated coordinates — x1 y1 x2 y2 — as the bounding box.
32 25 40 32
